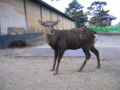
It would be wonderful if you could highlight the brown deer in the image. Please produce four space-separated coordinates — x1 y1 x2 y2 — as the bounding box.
38 20 100 75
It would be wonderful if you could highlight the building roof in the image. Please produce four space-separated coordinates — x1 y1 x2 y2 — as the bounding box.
30 0 75 22
101 14 116 20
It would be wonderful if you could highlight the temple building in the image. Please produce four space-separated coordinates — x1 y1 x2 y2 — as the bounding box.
101 14 116 26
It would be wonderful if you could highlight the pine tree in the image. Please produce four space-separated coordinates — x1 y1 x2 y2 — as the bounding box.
65 0 88 27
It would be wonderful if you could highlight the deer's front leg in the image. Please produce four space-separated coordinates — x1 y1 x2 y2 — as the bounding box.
54 50 65 75
50 49 58 71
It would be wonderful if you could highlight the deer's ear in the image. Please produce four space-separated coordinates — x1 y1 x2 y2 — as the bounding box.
54 20 60 25
38 20 45 26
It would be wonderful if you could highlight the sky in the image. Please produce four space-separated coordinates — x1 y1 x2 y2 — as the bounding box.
42 0 120 25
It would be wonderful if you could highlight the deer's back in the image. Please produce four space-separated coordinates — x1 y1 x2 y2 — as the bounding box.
49 27 96 50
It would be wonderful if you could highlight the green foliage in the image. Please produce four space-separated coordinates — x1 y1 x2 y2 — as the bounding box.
65 0 88 27
90 25 120 31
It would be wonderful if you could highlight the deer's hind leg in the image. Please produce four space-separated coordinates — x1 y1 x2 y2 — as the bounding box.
90 45 101 68
78 47 91 72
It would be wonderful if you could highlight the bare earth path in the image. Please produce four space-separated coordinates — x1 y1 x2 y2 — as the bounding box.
0 35 120 90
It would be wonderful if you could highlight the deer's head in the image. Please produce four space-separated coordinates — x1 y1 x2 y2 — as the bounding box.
38 20 60 34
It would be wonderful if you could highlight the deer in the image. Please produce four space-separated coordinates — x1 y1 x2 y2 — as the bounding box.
38 20 101 75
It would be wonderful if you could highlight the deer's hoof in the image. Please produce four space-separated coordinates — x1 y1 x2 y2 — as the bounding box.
96 65 101 69
50 69 54 71
53 72 58 75
77 69 82 72
77 68 83 72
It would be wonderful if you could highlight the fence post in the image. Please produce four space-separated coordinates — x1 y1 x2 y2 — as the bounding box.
0 21 1 36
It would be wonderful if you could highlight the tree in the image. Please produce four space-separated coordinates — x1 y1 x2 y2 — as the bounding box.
91 1 107 11
65 0 88 27
117 22 120 25
86 1 109 27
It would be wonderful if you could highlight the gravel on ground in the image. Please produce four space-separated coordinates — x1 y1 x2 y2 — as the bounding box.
0 56 120 90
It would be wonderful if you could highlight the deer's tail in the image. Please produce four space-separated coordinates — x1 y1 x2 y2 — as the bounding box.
94 31 98 43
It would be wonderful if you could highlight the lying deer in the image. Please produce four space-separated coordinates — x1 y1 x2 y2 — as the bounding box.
38 20 100 75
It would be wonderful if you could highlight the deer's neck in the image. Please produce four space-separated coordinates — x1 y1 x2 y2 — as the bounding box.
44 28 56 44
44 33 51 44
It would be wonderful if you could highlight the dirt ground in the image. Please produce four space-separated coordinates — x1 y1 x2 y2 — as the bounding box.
0 35 120 90
0 56 120 90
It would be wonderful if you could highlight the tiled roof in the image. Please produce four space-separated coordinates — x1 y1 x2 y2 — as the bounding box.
101 14 116 19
